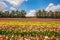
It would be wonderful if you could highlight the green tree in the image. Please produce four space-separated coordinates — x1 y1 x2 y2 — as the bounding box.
35 10 42 18
9 10 16 18
20 10 26 18
48 11 54 18
42 10 47 18
4 11 9 18
0 11 3 17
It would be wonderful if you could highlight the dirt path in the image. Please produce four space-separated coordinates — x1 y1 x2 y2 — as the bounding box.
0 18 60 22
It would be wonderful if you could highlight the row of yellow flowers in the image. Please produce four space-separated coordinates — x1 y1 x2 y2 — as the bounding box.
0 21 60 26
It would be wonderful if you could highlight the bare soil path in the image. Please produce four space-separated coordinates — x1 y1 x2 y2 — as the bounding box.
0 18 60 22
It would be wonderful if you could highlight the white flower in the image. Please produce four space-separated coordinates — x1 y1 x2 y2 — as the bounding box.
45 36 49 39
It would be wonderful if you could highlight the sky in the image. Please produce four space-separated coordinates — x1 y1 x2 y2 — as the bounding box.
0 0 60 16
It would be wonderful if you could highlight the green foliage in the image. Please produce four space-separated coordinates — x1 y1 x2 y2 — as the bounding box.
0 10 26 18
35 10 60 18
0 29 59 36
0 10 60 18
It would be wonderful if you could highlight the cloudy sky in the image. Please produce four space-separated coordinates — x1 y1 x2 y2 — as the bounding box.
0 0 60 16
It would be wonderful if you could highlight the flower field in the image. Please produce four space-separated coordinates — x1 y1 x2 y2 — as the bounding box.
0 18 60 40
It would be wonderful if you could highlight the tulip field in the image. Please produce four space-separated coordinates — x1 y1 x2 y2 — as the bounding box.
0 18 60 40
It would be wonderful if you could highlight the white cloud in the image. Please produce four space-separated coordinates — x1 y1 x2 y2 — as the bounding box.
7 0 28 7
45 3 60 12
10 7 16 10
26 10 36 17
0 1 7 11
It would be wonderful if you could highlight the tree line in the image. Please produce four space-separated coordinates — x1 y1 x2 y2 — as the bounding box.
36 10 60 18
0 10 60 18
0 10 26 18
